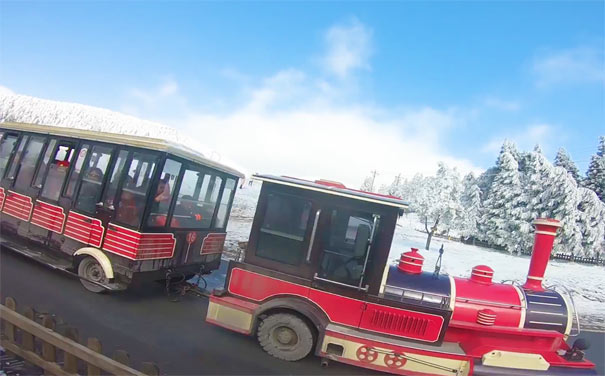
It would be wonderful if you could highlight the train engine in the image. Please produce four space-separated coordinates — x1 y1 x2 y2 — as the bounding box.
206 175 596 375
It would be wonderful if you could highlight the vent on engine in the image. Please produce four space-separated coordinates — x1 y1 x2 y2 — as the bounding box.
367 309 429 336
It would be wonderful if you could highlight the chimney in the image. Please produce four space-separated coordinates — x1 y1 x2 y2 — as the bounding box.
522 218 562 292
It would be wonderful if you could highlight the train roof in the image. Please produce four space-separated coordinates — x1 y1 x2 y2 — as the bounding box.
1 122 245 179
253 174 409 209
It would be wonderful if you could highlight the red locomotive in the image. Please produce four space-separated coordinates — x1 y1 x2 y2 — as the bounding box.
207 174 596 375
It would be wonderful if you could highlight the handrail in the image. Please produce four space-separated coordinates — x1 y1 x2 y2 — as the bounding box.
306 209 321 262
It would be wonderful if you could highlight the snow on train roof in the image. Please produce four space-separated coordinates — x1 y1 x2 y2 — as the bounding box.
0 93 245 179
254 174 409 209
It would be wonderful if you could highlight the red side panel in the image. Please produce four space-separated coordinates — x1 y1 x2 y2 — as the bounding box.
228 268 310 301
359 303 444 342
102 224 175 260
201 233 226 255
64 211 104 248
30 201 65 234
452 277 522 327
0 187 5 211
308 289 365 327
2 190 33 221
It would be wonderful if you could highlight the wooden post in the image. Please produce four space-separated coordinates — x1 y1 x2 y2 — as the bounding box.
63 327 80 374
4 297 17 343
22 306 36 351
113 350 131 366
87 337 102 376
141 362 160 376
42 315 57 376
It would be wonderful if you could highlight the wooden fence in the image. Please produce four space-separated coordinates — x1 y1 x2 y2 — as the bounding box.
0 297 160 376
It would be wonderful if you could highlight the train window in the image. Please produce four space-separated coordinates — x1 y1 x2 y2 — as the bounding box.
14 136 45 190
318 210 374 286
215 178 236 228
256 193 312 265
74 145 113 213
0 133 19 179
114 151 158 228
63 144 88 198
33 139 57 188
5 135 29 180
146 158 181 227
102 149 129 206
171 169 221 229
42 142 78 201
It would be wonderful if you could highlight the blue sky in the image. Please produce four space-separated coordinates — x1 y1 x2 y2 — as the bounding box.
1 1 603 186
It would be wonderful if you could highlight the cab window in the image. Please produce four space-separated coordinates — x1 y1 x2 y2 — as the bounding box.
0 133 19 179
171 169 221 229
318 209 375 287
114 151 158 228
256 193 312 265
146 158 181 227
74 145 113 213
14 136 45 190
215 178 236 228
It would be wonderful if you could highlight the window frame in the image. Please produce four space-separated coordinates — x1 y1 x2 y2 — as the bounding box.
0 131 22 181
71 142 116 214
12 134 47 191
246 188 318 277
110 148 161 230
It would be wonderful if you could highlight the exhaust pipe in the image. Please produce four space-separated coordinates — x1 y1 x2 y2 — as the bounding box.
522 218 561 292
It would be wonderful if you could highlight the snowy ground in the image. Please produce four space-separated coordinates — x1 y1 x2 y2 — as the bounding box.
225 182 605 331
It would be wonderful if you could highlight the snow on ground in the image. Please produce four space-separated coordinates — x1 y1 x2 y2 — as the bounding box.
0 93 246 176
225 184 605 330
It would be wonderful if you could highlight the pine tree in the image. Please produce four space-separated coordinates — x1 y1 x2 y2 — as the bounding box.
518 150 556 251
554 147 581 184
547 167 583 255
458 172 482 238
584 137 605 201
576 187 605 257
481 151 525 253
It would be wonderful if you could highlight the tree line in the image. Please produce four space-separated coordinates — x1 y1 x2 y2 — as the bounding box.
367 137 605 257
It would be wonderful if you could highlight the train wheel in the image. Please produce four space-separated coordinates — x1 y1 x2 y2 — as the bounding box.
78 256 108 293
257 313 314 361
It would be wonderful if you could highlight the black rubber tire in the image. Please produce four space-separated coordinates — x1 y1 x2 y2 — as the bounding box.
77 256 108 293
257 313 314 361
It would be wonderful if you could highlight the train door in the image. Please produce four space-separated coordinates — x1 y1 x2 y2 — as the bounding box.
308 206 380 325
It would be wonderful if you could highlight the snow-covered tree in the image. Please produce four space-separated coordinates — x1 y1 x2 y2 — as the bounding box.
457 172 482 238
576 187 605 257
481 151 525 253
547 167 583 255
584 137 605 201
360 171 378 192
410 163 462 250
518 150 556 250
554 147 581 184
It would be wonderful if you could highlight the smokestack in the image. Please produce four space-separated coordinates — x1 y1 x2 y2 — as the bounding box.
522 218 562 292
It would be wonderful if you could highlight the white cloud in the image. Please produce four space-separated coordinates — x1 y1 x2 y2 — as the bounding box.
481 123 555 155
129 77 180 104
533 46 605 87
121 20 481 188
0 85 15 96
321 18 373 79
